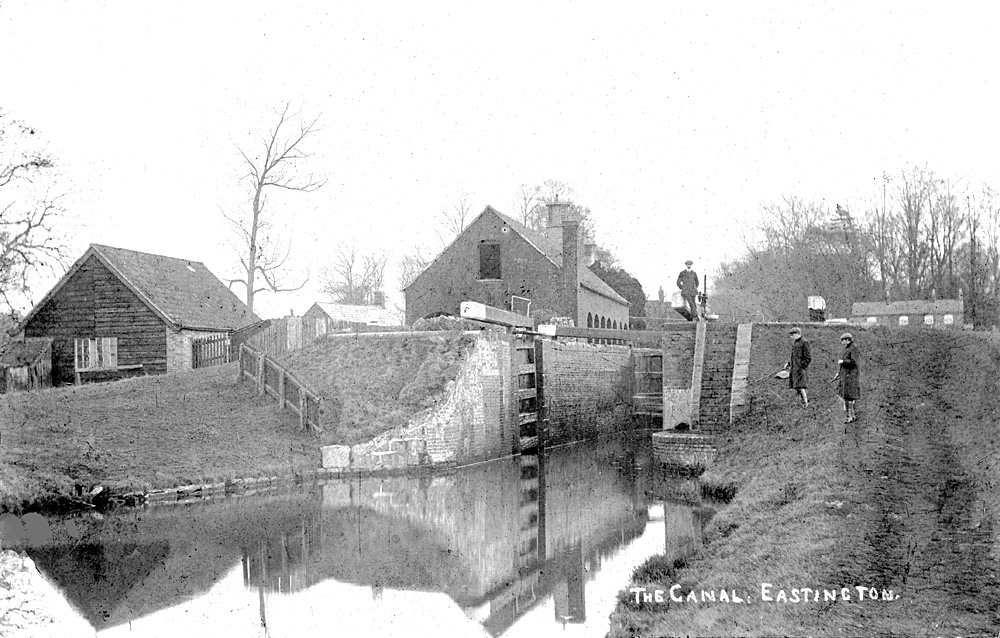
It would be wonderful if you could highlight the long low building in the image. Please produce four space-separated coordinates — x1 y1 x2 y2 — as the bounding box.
851 297 964 328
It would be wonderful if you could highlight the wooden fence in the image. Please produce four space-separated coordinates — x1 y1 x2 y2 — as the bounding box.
246 316 304 358
192 334 230 369
238 343 323 433
1 338 52 394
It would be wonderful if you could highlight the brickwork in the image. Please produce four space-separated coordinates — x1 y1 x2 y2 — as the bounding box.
166 328 226 372
697 323 738 432
651 431 717 468
541 339 633 446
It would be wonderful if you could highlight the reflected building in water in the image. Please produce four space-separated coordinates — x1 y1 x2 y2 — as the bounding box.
28 433 710 636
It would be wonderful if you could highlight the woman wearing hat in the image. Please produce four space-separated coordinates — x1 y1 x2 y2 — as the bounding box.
834 332 860 423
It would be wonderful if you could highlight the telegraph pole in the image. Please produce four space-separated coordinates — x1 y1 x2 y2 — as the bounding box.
969 197 978 329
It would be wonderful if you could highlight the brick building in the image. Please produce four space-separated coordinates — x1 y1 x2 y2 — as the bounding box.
851 297 964 328
16 244 258 384
404 204 629 327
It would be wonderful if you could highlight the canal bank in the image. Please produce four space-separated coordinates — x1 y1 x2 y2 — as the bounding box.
1 432 700 637
610 327 1000 636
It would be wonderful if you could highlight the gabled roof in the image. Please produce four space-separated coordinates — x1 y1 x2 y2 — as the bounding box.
311 302 402 325
19 244 259 332
851 299 964 317
407 206 627 306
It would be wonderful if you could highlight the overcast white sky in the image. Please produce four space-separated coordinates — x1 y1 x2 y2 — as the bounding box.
3 2 999 319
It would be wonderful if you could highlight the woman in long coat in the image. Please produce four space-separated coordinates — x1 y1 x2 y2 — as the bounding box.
835 332 860 422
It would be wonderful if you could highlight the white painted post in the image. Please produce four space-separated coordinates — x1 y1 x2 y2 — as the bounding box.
278 370 286 409
299 388 307 431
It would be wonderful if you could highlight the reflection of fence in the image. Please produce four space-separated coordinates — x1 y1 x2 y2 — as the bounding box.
238 343 323 433
192 334 230 369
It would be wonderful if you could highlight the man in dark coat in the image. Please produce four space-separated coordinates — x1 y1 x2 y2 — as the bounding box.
676 260 700 321
833 332 860 422
785 326 811 406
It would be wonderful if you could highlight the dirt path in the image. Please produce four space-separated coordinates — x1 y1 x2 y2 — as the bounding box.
832 336 1000 635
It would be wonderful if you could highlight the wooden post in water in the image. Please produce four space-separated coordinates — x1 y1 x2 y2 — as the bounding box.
534 337 547 448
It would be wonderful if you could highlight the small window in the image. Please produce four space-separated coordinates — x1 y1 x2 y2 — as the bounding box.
898 316 909 326
479 243 501 279
866 316 877 324
943 314 954 325
924 314 934 325
75 337 118 371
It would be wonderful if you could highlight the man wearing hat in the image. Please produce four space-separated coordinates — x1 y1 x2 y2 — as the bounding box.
676 260 700 321
785 326 811 406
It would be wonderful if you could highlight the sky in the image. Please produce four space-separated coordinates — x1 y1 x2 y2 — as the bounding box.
3 2 1000 319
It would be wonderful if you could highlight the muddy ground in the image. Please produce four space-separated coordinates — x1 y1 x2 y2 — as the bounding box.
611 327 1000 636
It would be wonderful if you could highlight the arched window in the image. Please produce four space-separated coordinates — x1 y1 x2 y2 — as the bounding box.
587 312 593 328
612 320 618 330
600 316 606 329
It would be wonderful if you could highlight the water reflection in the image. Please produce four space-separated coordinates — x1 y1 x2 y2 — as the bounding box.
26 433 709 637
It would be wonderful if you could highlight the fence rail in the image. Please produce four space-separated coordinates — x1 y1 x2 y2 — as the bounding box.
238 343 324 433
192 334 230 369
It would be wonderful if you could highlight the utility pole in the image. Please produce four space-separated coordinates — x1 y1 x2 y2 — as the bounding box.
969 197 978 329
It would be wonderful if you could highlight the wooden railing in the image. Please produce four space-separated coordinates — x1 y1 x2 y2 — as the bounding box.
238 343 324 433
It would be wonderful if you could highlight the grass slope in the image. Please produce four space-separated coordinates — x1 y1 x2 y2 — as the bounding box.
0 363 317 512
609 326 1000 636
277 332 475 446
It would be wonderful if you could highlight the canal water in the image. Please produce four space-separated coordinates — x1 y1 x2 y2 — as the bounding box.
22 431 711 637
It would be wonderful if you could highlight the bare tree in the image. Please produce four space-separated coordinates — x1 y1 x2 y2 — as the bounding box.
397 247 430 291
898 166 934 298
226 104 325 313
513 183 540 228
0 110 67 311
321 244 388 305
436 191 473 245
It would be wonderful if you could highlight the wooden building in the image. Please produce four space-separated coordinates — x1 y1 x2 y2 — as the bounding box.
851 297 965 328
16 244 259 385
303 302 402 338
0 338 52 394
404 204 629 328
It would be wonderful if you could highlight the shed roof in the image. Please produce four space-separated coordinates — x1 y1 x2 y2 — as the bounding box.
851 299 963 317
19 244 259 332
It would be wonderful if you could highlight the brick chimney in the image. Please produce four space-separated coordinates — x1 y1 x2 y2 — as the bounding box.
561 217 579 326
546 201 570 229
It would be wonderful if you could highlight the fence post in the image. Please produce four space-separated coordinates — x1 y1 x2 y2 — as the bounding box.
278 370 286 409
258 353 266 396
317 397 324 431
238 345 244 382
299 387 307 431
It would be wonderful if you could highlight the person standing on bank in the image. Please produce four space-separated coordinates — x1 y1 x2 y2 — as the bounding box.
677 260 700 321
833 332 860 423
785 326 811 406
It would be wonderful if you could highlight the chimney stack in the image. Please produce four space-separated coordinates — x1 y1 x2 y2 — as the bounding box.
561 217 580 326
546 200 570 229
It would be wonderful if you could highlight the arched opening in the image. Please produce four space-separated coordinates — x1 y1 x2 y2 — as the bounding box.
587 312 593 328
600 316 606 329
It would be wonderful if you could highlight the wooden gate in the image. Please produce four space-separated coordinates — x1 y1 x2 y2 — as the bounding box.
514 336 544 451
632 347 663 425
192 334 230 369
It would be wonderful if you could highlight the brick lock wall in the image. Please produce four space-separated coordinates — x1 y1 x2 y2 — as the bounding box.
541 339 633 446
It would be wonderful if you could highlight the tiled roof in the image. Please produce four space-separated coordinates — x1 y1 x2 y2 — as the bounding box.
489 208 628 305
313 302 402 325
20 244 259 332
851 299 963 317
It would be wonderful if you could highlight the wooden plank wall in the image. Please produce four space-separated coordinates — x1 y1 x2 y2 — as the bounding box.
23 255 167 384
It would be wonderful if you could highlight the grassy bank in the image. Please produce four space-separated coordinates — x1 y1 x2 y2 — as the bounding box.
278 332 475 446
610 326 1000 636
0 363 317 512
